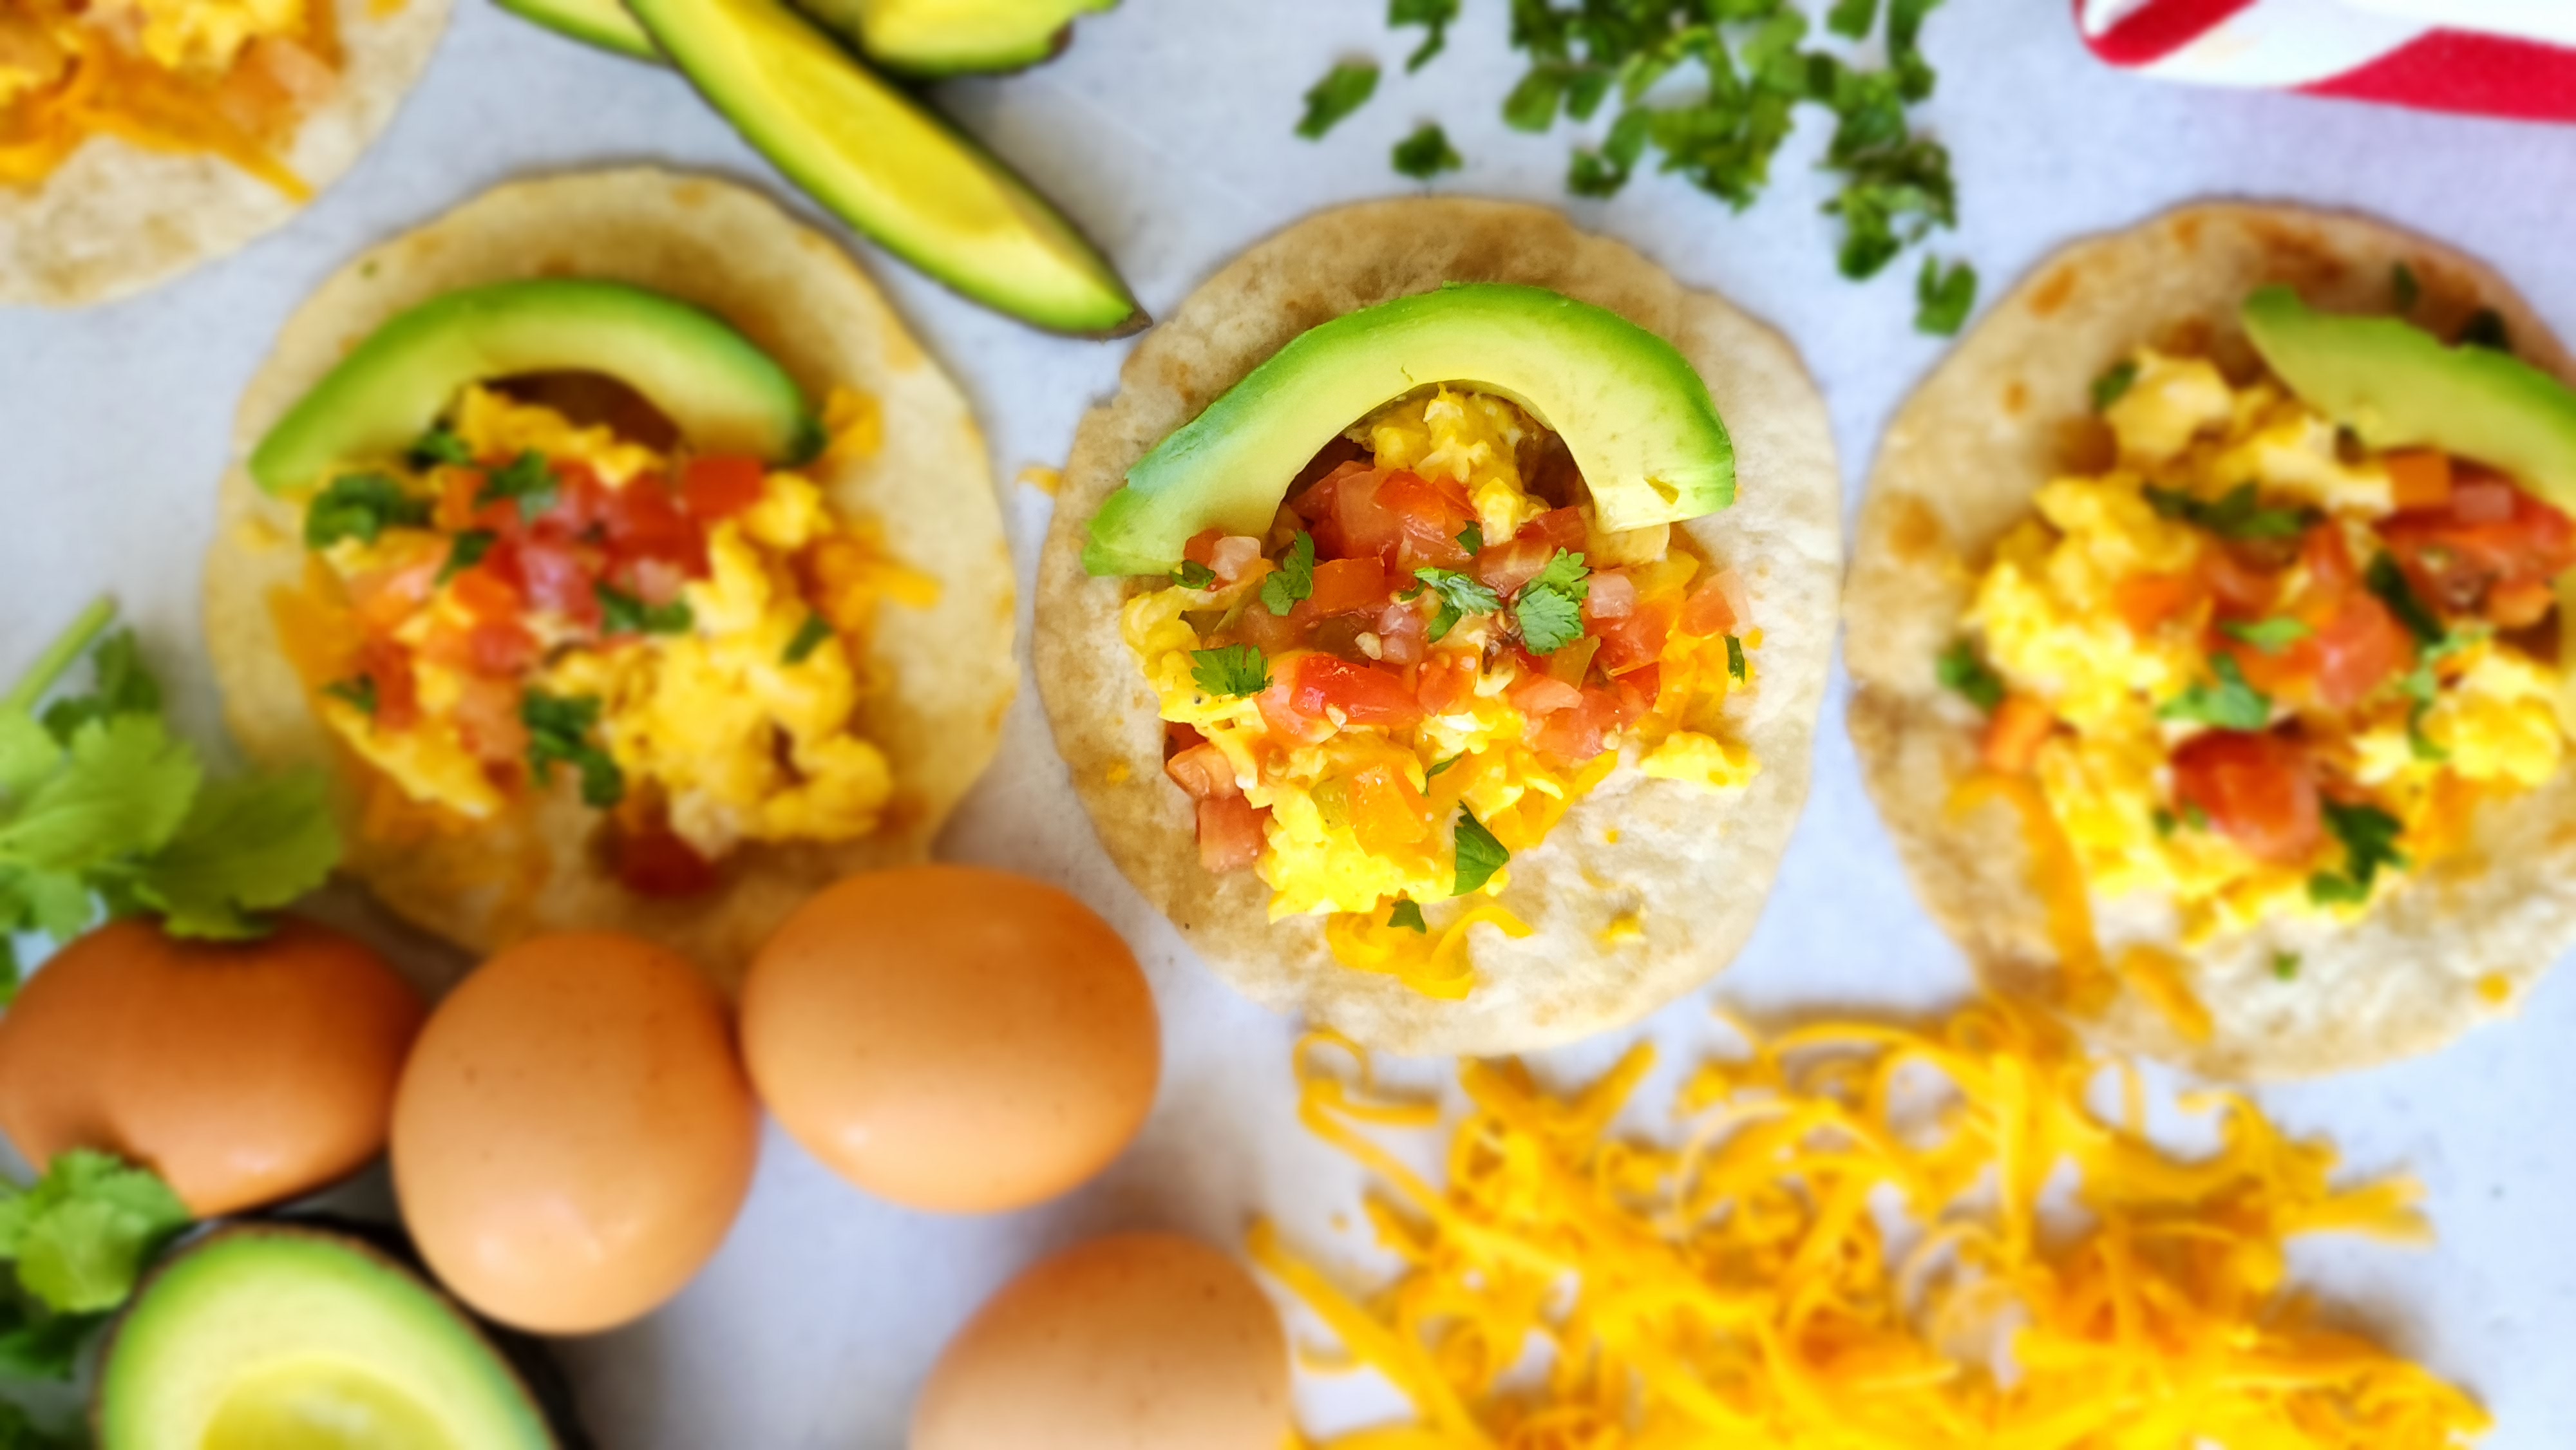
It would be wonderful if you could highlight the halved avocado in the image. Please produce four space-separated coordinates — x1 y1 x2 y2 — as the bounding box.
495 0 658 59
249 279 820 494
1083 283 1736 576
2244 285 2576 513
626 0 1145 337
96 1226 557 1449
800 0 1112 74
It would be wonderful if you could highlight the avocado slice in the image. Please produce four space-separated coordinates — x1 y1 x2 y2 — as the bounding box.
800 0 1111 74
1083 283 1736 576
495 0 659 59
97 1226 558 1449
625 0 1145 337
2244 285 2576 513
250 279 819 495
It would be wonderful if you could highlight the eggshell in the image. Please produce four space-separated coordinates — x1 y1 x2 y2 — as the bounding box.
912 1234 1289 1450
742 865 1159 1213
391 931 759 1335
0 918 425 1216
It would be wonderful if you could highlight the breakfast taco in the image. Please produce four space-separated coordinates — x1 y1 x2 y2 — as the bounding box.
1848 203 2576 1078
205 168 1015 987
0 0 448 306
1035 199 1840 1056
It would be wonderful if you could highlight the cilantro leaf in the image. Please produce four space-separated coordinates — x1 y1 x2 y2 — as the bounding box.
1452 809 1510 896
784 614 835 666
410 425 476 469
0 716 58 804
522 692 623 809
1456 522 1485 555
1913 256 1976 336
2272 951 2300 981
1824 136 1955 281
1726 634 1748 681
439 529 496 585
2156 654 2271 730
1425 752 1463 777
36 629 160 746
323 677 378 717
1262 533 1317 617
2392 261 2420 314
1298 61 1379 139
1170 561 1218 590
305 473 430 550
473 452 558 523
1516 587 1585 655
1936 640 2002 711
1412 567 1501 643
1392 123 1464 181
2459 309 2512 354
0 1290 105 1384
1826 0 1878 39
2365 553 2445 646
2143 483 2310 541
1388 898 1428 932
1191 645 1271 699
2219 617 2312 654
596 583 695 637
128 771 339 941
2308 798 2407 905
1389 0 1456 70
1568 107 1653 198
2092 360 2140 411
0 1151 189 1316
0 716 199 876
1527 550 1590 598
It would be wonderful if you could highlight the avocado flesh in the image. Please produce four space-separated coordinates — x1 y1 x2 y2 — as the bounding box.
495 0 659 59
1083 283 1736 576
802 0 1110 73
97 1228 554 1450
626 0 1144 337
250 279 819 494
2243 285 2576 514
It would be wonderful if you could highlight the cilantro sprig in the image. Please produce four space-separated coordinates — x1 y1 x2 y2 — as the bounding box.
1452 809 1509 896
1191 645 1272 699
1936 640 2002 711
2156 653 2272 731
596 583 694 637
1262 533 1318 617
2143 484 2311 542
2309 799 2408 905
1390 0 1458 71
473 451 559 523
1298 61 1380 138
305 473 430 550
1515 551 1591 655
1914 256 1976 336
1393 123 1464 180
1411 567 1501 643
2219 617 2311 654
522 690 623 808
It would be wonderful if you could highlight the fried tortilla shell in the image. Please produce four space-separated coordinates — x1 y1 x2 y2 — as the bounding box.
0 0 450 308
1035 198 1841 1057
1847 202 2576 1080
205 167 1016 990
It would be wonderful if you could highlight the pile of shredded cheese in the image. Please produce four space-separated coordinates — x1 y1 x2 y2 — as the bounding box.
1253 998 2488 1449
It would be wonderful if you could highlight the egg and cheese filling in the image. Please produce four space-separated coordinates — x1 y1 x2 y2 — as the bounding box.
1120 386 1761 997
0 0 355 195
1951 348 2576 946
288 382 926 896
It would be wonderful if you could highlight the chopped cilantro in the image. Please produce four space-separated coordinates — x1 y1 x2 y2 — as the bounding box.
1262 532 1318 616
1389 0 1457 71
1513 551 1591 655
322 677 378 717
1935 640 2003 711
2157 654 2271 730
2183 801 2209 831
1913 256 1976 336
2272 950 2300 981
1191 644 1271 699
1412 567 1501 643
1297 61 1379 139
1528 549 1590 596
438 529 496 584
35 629 156 744
522 691 623 809
1425 752 1463 777
2143 483 2310 541
1171 560 1218 590
2308 798 2407 905
410 425 476 469
784 613 835 666
2459 308 2512 353
1388 898 1429 932
1452 808 1509 896
1392 123 1464 181
2392 261 2420 313
0 1151 190 1316
1826 0 1879 39
1456 522 1484 554
2152 807 2176 838
2365 553 2445 645
2219 617 2312 654
1726 634 1747 681
2091 359 2139 412
305 473 430 550
473 452 558 523
596 585 692 637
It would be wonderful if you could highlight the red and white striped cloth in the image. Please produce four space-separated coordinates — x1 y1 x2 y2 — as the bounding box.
2076 0 2576 122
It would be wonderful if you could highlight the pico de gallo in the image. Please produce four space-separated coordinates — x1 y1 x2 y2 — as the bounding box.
280 380 925 897
1120 386 1761 997
1946 346 2576 948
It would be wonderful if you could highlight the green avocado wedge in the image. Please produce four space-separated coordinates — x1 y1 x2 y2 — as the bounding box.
1083 284 1735 576
249 279 819 494
2244 285 2576 514
800 0 1113 74
97 1227 558 1450
497 0 659 59
625 0 1145 337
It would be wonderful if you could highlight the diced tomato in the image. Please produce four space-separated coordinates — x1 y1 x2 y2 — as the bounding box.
1300 466 1398 563
449 566 522 623
1517 507 1588 556
2221 629 2320 699
1165 722 1208 755
541 462 614 537
2382 470 2576 616
1593 598 1676 677
1528 686 1622 763
1197 796 1269 873
1373 598 1428 667
1183 529 1227 565
1374 471 1477 569
628 558 689 608
1506 673 1583 719
2489 576 2556 628
449 674 528 764
1287 654 1425 731
466 621 540 676
2309 591 2412 709
346 556 439 633
1164 742 1238 801
2385 449 2452 512
492 536 601 625
1416 654 1478 716
1302 556 1393 616
2452 476 2515 525
2115 571 2201 636
1980 694 2056 775
681 457 767 521
600 476 708 579
2204 545 2284 612
2296 526 2358 596
1473 538 1557 598
1677 575 1738 637
614 820 722 898
353 638 419 731
1586 570 1639 623
1292 460 1374 525
2171 730 2322 866
1612 667 1660 723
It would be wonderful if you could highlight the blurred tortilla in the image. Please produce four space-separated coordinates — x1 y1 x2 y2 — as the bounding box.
1034 198 1841 1057
205 168 1016 990
0 0 450 308
1846 202 2576 1080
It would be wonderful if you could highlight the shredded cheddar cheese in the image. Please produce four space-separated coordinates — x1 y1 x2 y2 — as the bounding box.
1255 999 2488 1450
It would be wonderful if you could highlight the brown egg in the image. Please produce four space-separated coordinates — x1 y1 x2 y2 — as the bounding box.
0 918 425 1217
391 932 759 1335
912 1234 1289 1450
742 865 1158 1213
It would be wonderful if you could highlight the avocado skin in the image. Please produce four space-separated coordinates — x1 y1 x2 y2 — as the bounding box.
95 1220 575 1449
804 0 1111 75
495 0 661 59
2244 285 2576 513
250 279 820 495
1083 283 1736 576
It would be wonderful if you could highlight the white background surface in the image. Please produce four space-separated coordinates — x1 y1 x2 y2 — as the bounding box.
5 0 2574 1444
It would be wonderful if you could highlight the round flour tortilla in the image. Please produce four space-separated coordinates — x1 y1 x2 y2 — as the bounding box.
1035 198 1841 1057
205 168 1016 991
0 0 451 308
1846 202 2576 1080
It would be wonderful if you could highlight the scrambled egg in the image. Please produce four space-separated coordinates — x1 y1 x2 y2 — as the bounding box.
1361 387 1549 543
111 0 307 74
